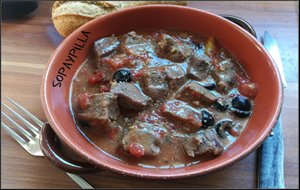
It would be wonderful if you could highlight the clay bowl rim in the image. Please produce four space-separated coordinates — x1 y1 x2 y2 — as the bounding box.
41 5 283 179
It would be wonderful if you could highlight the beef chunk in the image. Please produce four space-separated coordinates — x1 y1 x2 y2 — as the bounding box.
165 65 186 89
93 36 120 58
181 129 224 157
148 56 175 68
111 82 151 111
140 69 168 99
177 81 218 105
187 50 212 81
157 34 194 62
122 123 162 157
78 93 120 129
122 31 154 57
211 58 237 92
160 100 202 131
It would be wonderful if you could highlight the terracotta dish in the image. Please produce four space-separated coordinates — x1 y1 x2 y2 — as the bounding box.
41 5 282 179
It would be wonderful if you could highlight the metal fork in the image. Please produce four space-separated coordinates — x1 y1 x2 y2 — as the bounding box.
1 97 94 189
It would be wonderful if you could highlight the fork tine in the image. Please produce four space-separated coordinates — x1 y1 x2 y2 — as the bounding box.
1 102 40 134
5 97 44 128
1 122 27 145
2 111 35 140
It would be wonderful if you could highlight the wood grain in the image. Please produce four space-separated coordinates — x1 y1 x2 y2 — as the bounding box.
1 1 299 188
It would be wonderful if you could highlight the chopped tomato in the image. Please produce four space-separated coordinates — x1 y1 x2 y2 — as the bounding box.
193 120 202 128
154 129 165 138
100 85 110 92
155 107 163 115
187 114 202 128
198 121 203 128
158 130 165 138
160 103 166 112
128 142 144 158
235 70 249 85
88 71 105 85
102 55 135 70
187 114 195 121
132 70 144 80
238 82 258 99
77 93 90 110
229 128 239 137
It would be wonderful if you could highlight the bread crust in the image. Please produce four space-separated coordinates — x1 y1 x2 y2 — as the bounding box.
52 1 188 37
53 14 93 37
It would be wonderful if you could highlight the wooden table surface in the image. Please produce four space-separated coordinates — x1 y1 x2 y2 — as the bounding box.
1 1 299 189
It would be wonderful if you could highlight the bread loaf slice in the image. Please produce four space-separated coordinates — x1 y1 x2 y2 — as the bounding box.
52 1 188 37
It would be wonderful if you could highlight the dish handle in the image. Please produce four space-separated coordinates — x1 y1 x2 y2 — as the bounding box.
221 15 257 38
40 122 99 174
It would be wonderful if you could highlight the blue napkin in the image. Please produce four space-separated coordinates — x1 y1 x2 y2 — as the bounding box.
258 116 285 188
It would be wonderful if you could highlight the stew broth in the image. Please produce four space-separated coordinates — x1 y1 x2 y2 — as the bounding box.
70 29 257 168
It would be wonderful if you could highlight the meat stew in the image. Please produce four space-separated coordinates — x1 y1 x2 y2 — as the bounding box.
70 29 258 168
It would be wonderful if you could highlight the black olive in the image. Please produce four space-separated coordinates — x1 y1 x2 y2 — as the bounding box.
215 119 242 138
215 119 234 138
202 82 216 90
113 68 132 82
231 95 252 118
215 98 229 112
231 95 252 111
201 110 214 128
232 109 252 118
